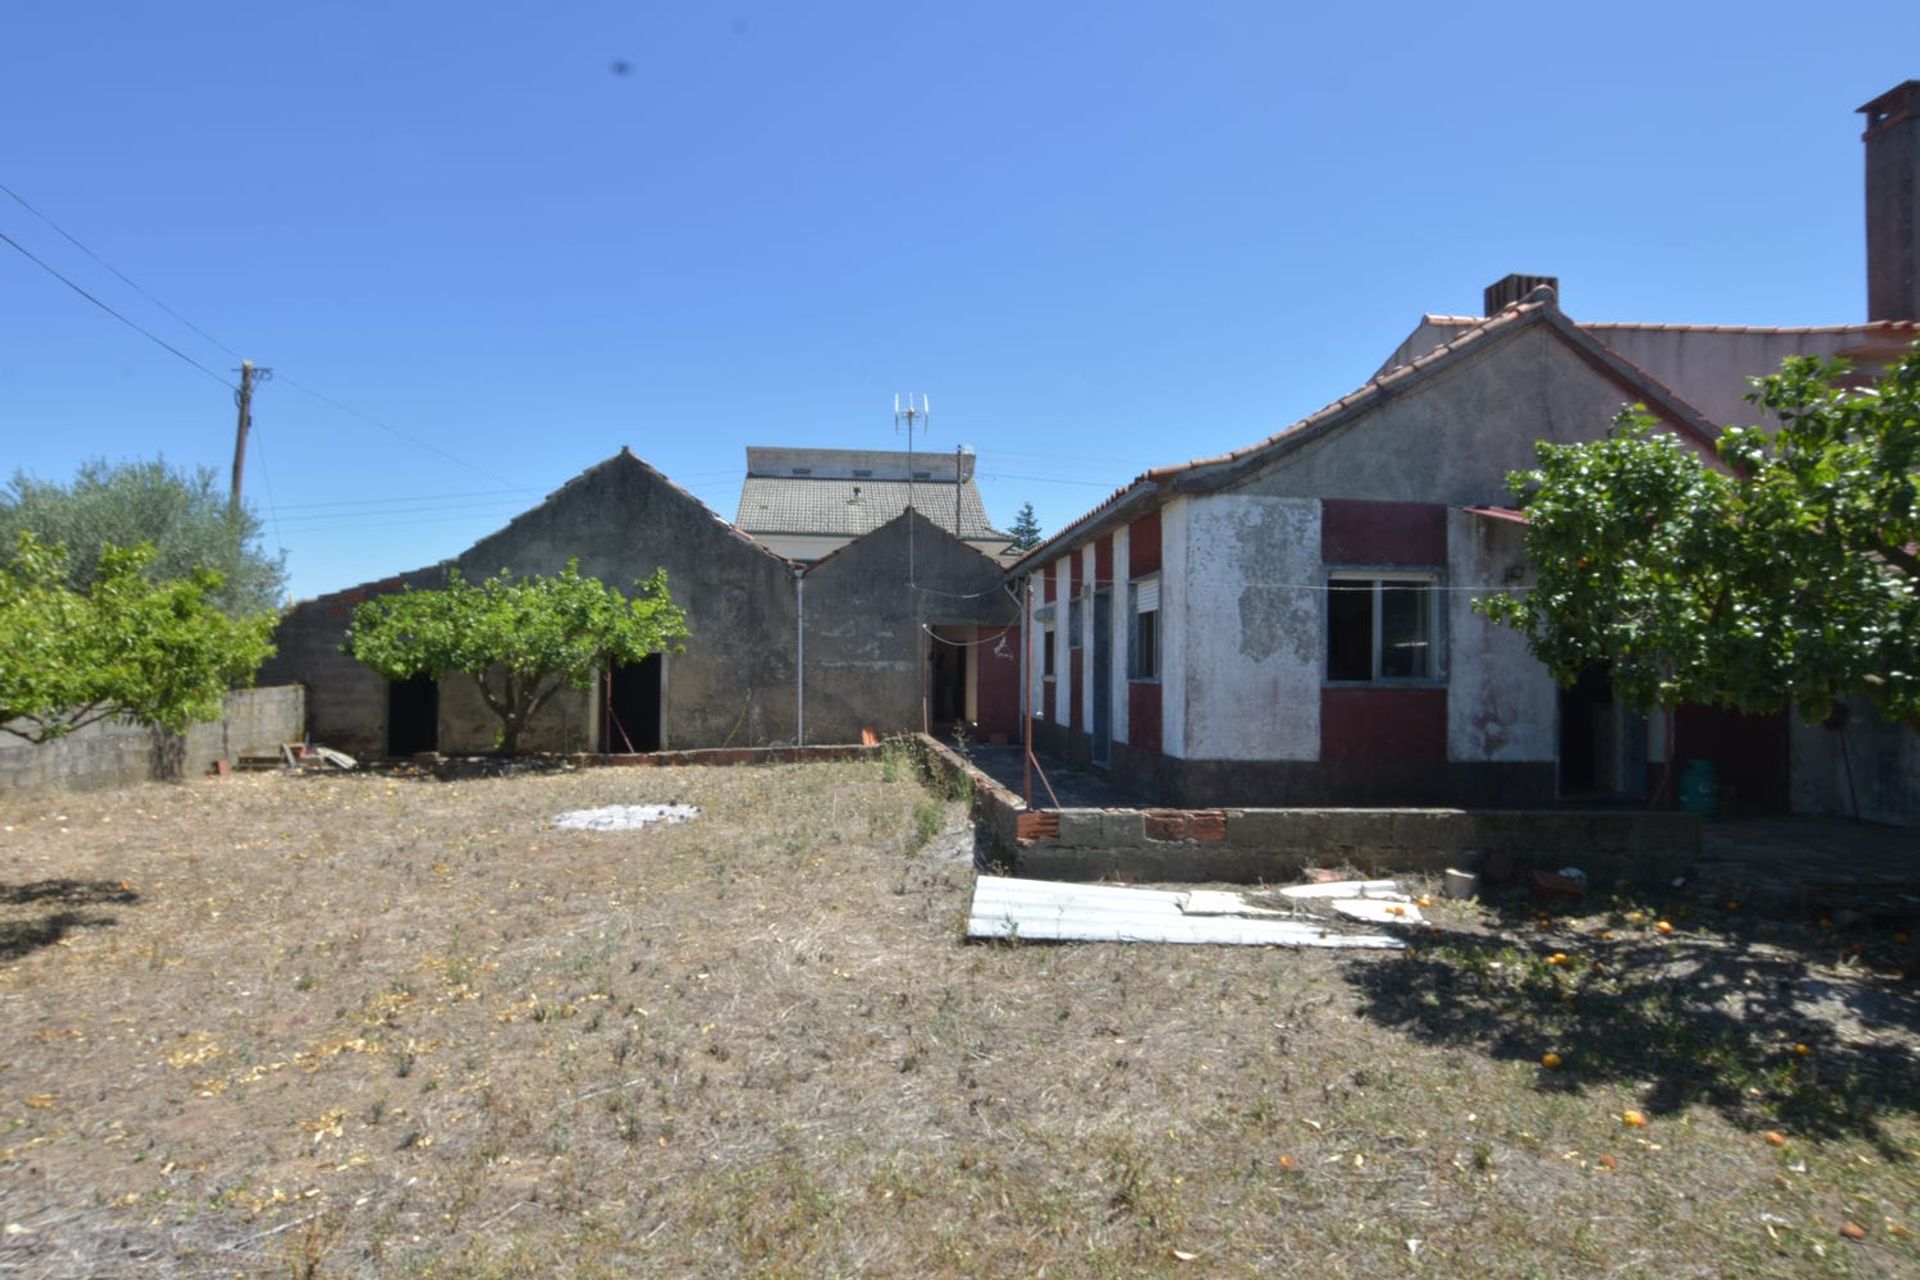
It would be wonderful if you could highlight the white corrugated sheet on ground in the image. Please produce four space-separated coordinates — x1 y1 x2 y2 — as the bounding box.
1278 880 1405 900
554 804 700 831
968 875 1404 947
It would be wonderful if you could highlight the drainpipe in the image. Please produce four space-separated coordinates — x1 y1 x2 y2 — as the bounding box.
794 567 805 747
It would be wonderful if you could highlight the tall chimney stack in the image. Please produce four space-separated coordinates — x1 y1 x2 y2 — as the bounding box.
1482 273 1559 315
1860 80 1920 323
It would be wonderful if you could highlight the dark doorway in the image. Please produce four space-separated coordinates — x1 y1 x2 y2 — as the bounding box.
1091 591 1112 766
604 654 663 753
928 629 970 734
387 677 439 757
1559 665 1610 795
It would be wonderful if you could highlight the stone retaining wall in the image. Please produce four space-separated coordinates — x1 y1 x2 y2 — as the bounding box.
909 735 1700 886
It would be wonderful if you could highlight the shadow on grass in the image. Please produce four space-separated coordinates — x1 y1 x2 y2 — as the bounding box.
0 878 140 963
1345 890 1920 1154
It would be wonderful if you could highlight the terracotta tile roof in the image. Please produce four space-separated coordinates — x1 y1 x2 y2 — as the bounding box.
734 475 1008 542
1419 315 1920 336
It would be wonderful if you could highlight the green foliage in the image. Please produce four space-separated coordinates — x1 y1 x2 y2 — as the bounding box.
1720 349 1920 724
344 560 689 753
0 457 287 618
0 532 278 743
1008 501 1043 552
1479 344 1920 725
1475 410 1738 714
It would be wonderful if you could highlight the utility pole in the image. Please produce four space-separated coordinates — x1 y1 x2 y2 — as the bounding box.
229 360 270 515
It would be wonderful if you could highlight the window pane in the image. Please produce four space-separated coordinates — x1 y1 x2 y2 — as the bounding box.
1380 583 1431 679
1043 628 1056 677
1135 609 1158 679
1327 581 1374 681
1069 597 1083 648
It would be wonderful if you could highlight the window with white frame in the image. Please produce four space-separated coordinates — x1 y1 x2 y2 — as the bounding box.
1129 575 1160 680
1326 573 1439 682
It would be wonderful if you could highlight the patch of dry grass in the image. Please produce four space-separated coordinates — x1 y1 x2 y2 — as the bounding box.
2 764 1917 1277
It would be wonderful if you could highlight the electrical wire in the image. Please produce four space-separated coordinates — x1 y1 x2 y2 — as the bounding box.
0 227 234 388
2 181 528 491
2 182 244 360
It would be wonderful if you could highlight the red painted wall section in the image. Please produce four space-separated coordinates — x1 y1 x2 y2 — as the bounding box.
1128 682 1162 756
976 625 1021 742
1130 509 1162 577
1321 499 1447 565
1095 533 1113 588
1320 688 1447 762
1042 680 1055 723
1043 559 1057 603
1674 705 1790 814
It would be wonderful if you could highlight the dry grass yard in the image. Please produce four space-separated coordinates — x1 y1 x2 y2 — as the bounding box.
2 754 1918 1278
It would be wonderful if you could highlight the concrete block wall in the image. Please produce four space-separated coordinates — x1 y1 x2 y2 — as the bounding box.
0 686 306 796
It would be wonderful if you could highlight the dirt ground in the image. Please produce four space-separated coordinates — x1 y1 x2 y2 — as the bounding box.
2 758 1918 1278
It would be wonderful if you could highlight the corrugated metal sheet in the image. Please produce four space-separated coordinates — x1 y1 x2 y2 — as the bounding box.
966 875 1405 948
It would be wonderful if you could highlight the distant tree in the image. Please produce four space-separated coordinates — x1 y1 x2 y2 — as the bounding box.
0 532 278 743
343 561 689 754
1008 501 1043 552
0 457 287 617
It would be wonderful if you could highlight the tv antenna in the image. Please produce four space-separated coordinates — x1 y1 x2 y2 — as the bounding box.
894 393 930 510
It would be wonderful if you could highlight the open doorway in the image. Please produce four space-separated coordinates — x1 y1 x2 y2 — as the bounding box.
603 654 663 753
387 677 439 757
927 628 971 738
1091 590 1112 766
1558 665 1646 800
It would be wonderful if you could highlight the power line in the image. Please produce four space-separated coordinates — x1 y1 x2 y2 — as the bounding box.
0 227 234 388
2 182 525 491
272 374 521 488
272 486 537 513
2 182 245 360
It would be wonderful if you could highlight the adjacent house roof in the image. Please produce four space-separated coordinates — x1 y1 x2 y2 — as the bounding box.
734 447 1010 544
1006 287 1724 575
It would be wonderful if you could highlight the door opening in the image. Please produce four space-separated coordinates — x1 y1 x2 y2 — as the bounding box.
1558 665 1646 799
1091 590 1112 766
387 677 439 757
604 654 663 753
928 628 970 737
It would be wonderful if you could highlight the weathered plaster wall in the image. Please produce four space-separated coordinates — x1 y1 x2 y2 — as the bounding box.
1158 498 1190 759
1236 324 1685 507
1178 494 1321 761
1051 558 1069 725
1445 509 1556 764
801 511 1016 745
0 686 306 795
263 453 799 756
1110 523 1131 746
1791 703 1920 827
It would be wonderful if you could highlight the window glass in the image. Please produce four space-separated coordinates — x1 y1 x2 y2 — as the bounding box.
1133 608 1158 679
1380 583 1431 679
1327 581 1375 681
1327 576 1437 681
1042 628 1056 677
1068 597 1083 649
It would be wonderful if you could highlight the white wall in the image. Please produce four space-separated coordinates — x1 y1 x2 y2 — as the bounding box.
1445 509 1557 763
1052 557 1070 724
1160 498 1189 758
1111 524 1131 745
1176 494 1322 761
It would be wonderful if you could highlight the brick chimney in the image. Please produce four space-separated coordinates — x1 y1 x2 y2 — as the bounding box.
1483 273 1558 315
1860 80 1920 323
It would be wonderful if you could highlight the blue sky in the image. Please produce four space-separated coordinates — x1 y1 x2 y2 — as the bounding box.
3 2 1916 599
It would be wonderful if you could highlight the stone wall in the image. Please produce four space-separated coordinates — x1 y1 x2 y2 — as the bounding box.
0 686 306 796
